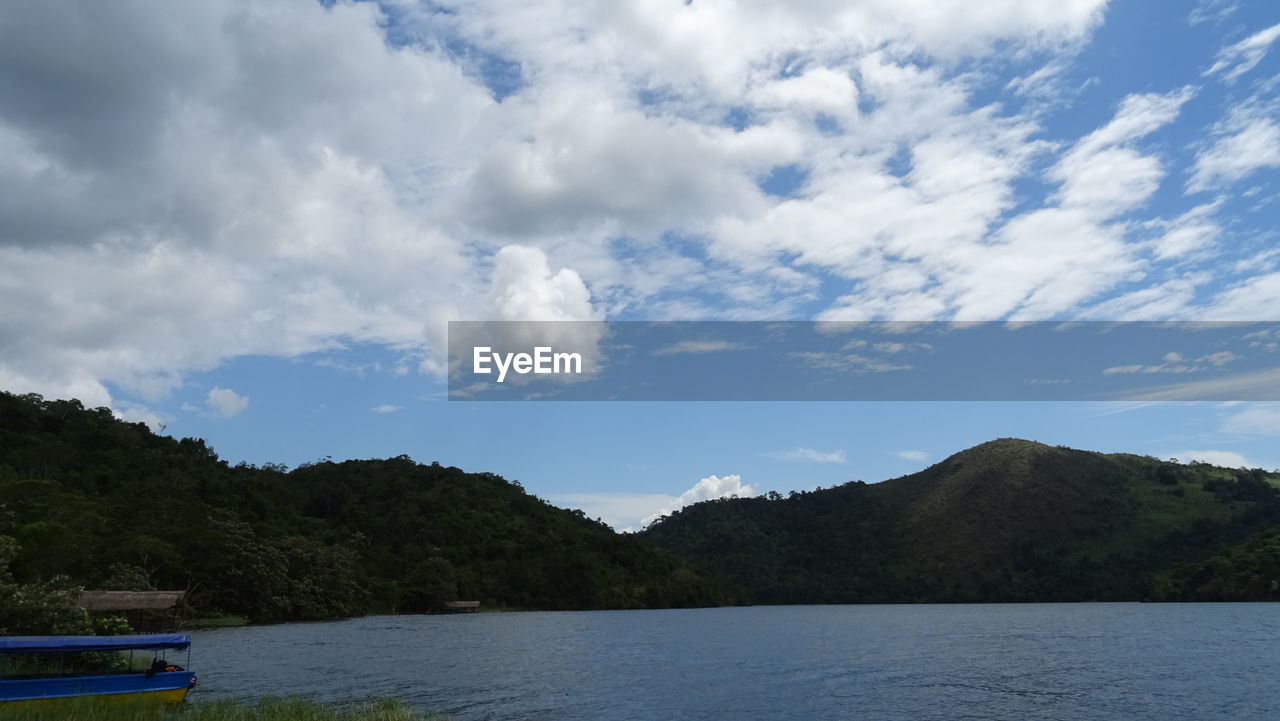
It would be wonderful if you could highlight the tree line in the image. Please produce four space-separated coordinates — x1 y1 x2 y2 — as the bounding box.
0 392 741 632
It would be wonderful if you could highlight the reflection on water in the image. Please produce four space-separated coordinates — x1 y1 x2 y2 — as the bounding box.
190 603 1280 720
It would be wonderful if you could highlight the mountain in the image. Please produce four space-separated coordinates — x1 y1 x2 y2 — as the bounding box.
641 438 1280 603
5 389 1277 629
0 391 740 627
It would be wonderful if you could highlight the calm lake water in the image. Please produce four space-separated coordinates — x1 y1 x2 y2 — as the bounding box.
189 604 1279 720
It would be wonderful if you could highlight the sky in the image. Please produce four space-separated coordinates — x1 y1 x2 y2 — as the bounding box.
2 0 1279 530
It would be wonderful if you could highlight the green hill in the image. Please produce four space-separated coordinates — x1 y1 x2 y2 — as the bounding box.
641 438 1280 603
0 392 740 629
5 390 1278 630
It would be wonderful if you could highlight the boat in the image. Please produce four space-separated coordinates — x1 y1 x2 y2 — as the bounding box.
0 634 197 707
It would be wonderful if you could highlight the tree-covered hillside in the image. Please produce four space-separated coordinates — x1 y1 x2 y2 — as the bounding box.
0 392 741 629
6 391 1280 631
642 438 1280 603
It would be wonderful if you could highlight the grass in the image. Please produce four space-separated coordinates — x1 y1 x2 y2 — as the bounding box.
182 615 250 628
2 696 448 721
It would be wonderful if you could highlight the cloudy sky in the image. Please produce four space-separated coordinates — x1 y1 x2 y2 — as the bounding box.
2 0 1279 529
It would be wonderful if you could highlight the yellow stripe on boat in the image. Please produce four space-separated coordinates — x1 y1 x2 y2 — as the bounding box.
0 686 189 709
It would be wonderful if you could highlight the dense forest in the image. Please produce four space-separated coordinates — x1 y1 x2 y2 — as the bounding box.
5 390 1280 635
0 392 741 632
642 438 1280 603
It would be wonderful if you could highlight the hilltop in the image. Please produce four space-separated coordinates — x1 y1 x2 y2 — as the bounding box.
641 438 1280 603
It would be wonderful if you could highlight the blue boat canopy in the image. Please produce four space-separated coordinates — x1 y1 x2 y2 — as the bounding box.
0 634 190 654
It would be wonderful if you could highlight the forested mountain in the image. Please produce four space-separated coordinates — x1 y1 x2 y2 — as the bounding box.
5 390 1280 634
642 438 1280 603
0 392 740 629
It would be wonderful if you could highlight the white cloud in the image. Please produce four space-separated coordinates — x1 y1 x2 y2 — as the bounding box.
1102 350 1238 375
1050 88 1193 220
790 351 912 373
1201 272 1280 319
371 404 403 414
485 245 600 323
641 473 756 528
448 244 606 385
1221 403 1280 436
872 341 932 354
1144 202 1221 260
1171 450 1252 468
8 0 1278 417
652 340 752 356
557 472 759 532
1188 105 1280 192
549 492 677 532
1117 368 1280 401
206 387 249 419
896 450 929 462
0 0 490 406
1189 0 1239 27
1203 22 1280 83
795 86 1189 323
1081 274 1208 320
114 402 171 433
768 447 848 463
750 67 860 123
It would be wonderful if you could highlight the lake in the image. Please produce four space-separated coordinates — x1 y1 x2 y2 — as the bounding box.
189 603 1279 720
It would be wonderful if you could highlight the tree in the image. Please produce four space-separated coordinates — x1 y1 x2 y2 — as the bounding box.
0 535 92 634
401 557 458 613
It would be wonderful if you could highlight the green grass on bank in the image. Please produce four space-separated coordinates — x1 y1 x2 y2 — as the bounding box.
182 615 250 628
3 696 448 721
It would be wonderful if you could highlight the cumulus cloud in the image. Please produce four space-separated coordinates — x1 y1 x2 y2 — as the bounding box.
446 244 606 389
485 245 600 323
641 473 756 528
549 492 678 532
206 387 249 419
0 0 490 409
371 404 403 414
804 85 1192 323
3 0 1278 416
896 450 930 462
555 473 758 532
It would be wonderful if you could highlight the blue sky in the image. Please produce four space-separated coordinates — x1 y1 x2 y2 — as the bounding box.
2 0 1280 529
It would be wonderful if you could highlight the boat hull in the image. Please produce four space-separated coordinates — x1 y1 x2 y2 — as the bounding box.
0 670 194 707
